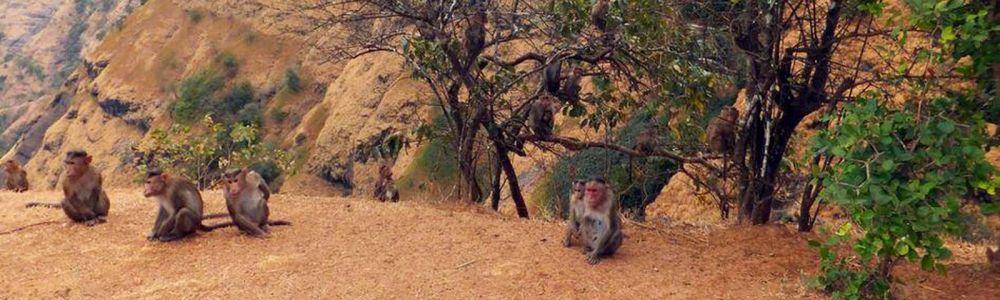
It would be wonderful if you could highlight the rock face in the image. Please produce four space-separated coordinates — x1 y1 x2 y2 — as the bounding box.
0 0 142 107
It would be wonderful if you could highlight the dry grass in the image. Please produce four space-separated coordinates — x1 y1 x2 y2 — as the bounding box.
0 190 997 298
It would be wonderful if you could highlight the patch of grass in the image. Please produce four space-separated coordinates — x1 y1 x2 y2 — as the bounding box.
217 52 239 78
285 68 302 93
269 108 289 123
242 31 257 44
188 10 203 23
305 105 329 136
16 57 46 81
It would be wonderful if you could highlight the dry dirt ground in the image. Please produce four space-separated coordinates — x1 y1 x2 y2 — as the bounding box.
0 190 997 299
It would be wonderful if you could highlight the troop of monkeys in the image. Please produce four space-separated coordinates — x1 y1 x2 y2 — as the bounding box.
18 151 289 241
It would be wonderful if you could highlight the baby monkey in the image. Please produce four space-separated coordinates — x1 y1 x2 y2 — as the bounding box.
208 167 291 237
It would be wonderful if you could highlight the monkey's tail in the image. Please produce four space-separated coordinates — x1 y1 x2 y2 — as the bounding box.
25 202 61 209
0 220 60 235
268 220 292 226
199 222 235 232
203 213 229 220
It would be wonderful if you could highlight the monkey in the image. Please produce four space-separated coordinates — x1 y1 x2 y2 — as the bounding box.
988 247 1000 272
706 105 739 157
203 168 291 237
25 151 110 226
579 177 623 265
529 95 556 137
563 180 587 247
633 123 658 154
590 0 611 32
374 164 400 202
143 169 216 241
543 60 562 95
3 159 28 192
463 6 486 68
558 67 583 105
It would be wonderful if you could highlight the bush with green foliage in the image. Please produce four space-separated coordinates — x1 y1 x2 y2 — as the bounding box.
140 116 294 189
188 10 203 23
170 70 224 123
809 98 999 299
217 52 239 77
284 68 301 93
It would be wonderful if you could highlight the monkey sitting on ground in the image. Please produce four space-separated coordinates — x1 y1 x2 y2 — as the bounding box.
4 159 29 192
563 180 587 247
706 105 739 157
374 164 400 202
988 247 1000 272
143 169 218 241
204 168 291 237
25 151 110 225
529 95 556 137
579 177 623 265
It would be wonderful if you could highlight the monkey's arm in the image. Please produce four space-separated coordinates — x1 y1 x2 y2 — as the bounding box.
563 210 579 247
587 216 613 263
259 182 271 202
148 208 168 240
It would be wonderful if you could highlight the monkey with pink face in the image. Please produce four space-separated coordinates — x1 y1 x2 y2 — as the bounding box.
579 176 623 265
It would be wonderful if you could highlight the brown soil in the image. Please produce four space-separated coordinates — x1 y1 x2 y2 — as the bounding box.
0 190 997 299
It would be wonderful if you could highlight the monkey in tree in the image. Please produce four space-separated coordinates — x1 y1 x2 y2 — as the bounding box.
463 5 486 68
579 177 623 265
590 0 611 33
543 61 562 95
529 95 556 137
633 123 658 154
143 169 217 241
374 164 400 202
25 151 110 225
706 105 739 157
558 67 584 105
563 180 587 247
3 159 28 192
204 168 291 237
988 247 1000 272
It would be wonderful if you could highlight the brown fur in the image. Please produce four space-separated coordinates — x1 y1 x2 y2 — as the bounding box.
579 177 623 265
590 0 610 32
633 124 657 154
374 164 399 202
563 180 588 247
463 7 486 66
204 168 290 237
530 96 556 136
988 248 1000 272
143 170 214 241
706 106 739 156
3 160 28 192
25 151 109 225
559 67 583 104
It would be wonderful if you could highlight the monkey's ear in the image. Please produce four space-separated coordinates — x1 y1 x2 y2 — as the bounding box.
85 156 93 164
161 173 170 181
241 167 250 175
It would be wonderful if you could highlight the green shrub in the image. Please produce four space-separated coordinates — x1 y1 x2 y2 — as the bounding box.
269 108 288 123
170 70 224 124
285 68 302 93
220 81 254 112
217 52 239 77
188 10 203 23
236 102 264 126
810 98 999 299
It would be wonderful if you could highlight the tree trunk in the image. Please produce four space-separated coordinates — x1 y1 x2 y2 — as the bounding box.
495 143 529 218
490 148 502 211
740 111 805 225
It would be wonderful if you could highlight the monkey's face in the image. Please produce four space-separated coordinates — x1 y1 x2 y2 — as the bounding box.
64 156 91 178
3 161 14 172
225 174 244 196
571 181 585 200
584 182 606 207
143 175 167 197
721 107 739 122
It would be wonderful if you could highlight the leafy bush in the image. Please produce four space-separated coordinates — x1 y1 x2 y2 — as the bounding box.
170 70 224 124
285 68 302 93
269 108 288 123
809 98 999 299
139 116 294 189
220 81 254 113
188 10 203 23
236 102 264 126
217 52 239 77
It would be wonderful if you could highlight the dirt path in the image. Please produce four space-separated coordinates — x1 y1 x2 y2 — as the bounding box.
0 190 996 299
